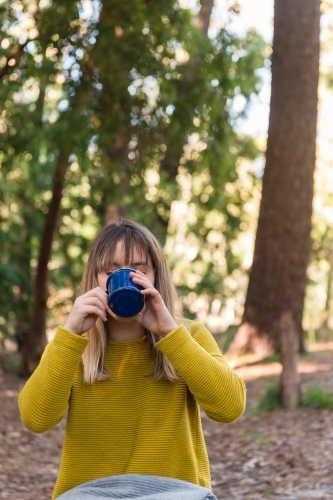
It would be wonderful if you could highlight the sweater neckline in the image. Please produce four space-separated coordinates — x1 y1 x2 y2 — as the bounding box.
107 335 148 346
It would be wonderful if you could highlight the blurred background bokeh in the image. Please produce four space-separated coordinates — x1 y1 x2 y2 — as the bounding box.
1 0 333 379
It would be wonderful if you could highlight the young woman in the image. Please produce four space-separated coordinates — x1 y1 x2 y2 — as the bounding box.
19 219 246 500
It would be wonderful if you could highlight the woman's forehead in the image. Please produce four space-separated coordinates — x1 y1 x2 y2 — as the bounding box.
112 240 147 260
112 240 149 263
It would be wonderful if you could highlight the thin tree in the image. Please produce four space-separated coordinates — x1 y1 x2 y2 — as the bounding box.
230 0 321 369
21 148 69 373
198 0 214 34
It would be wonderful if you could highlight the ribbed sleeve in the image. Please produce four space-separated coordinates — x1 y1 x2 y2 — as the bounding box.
18 327 88 433
156 323 246 422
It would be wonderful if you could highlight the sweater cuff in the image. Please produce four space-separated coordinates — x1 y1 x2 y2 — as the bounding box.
156 324 192 355
53 326 89 354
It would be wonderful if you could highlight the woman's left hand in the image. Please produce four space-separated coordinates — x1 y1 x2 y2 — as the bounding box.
130 270 178 337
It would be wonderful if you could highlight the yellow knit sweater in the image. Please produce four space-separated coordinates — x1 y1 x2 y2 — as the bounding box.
18 321 246 499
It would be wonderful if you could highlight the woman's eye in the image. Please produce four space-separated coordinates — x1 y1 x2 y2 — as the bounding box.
134 265 148 273
104 268 118 275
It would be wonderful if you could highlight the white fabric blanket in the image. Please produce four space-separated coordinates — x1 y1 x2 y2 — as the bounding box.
56 474 217 500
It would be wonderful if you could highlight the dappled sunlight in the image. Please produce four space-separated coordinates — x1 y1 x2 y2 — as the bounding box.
228 342 333 384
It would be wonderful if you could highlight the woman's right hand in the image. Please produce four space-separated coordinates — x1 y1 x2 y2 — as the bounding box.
64 287 109 335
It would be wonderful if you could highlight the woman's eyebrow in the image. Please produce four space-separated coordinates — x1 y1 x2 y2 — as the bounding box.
103 261 149 267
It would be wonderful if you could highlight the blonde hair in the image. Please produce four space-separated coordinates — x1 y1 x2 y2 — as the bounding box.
80 219 181 384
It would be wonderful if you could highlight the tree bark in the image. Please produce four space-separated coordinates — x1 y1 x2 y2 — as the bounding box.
198 0 214 35
280 312 300 409
21 148 68 374
106 203 126 223
229 0 321 356
321 244 333 328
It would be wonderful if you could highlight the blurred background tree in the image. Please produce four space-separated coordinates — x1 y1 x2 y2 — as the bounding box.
0 0 266 372
230 0 321 361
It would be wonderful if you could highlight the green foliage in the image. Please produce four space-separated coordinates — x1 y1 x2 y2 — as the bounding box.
0 352 21 375
256 382 333 412
0 0 267 343
257 380 282 412
302 385 333 409
261 353 280 363
211 325 237 352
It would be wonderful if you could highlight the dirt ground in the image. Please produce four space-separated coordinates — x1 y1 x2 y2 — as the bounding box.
1 343 333 500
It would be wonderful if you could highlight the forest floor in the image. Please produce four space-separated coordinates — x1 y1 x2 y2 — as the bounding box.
1 343 333 500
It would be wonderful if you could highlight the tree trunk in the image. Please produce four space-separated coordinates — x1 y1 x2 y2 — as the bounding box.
315 242 333 341
198 0 214 34
229 0 321 356
106 203 126 223
280 312 300 409
21 148 68 374
321 244 333 328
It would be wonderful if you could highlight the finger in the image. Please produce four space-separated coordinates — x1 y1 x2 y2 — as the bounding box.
85 287 109 307
77 296 107 312
140 288 164 305
78 294 106 306
73 299 108 322
130 269 151 280
77 289 107 306
131 273 153 288
140 287 158 296
83 305 108 322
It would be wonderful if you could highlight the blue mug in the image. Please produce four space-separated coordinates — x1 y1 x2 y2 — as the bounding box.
106 268 144 318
